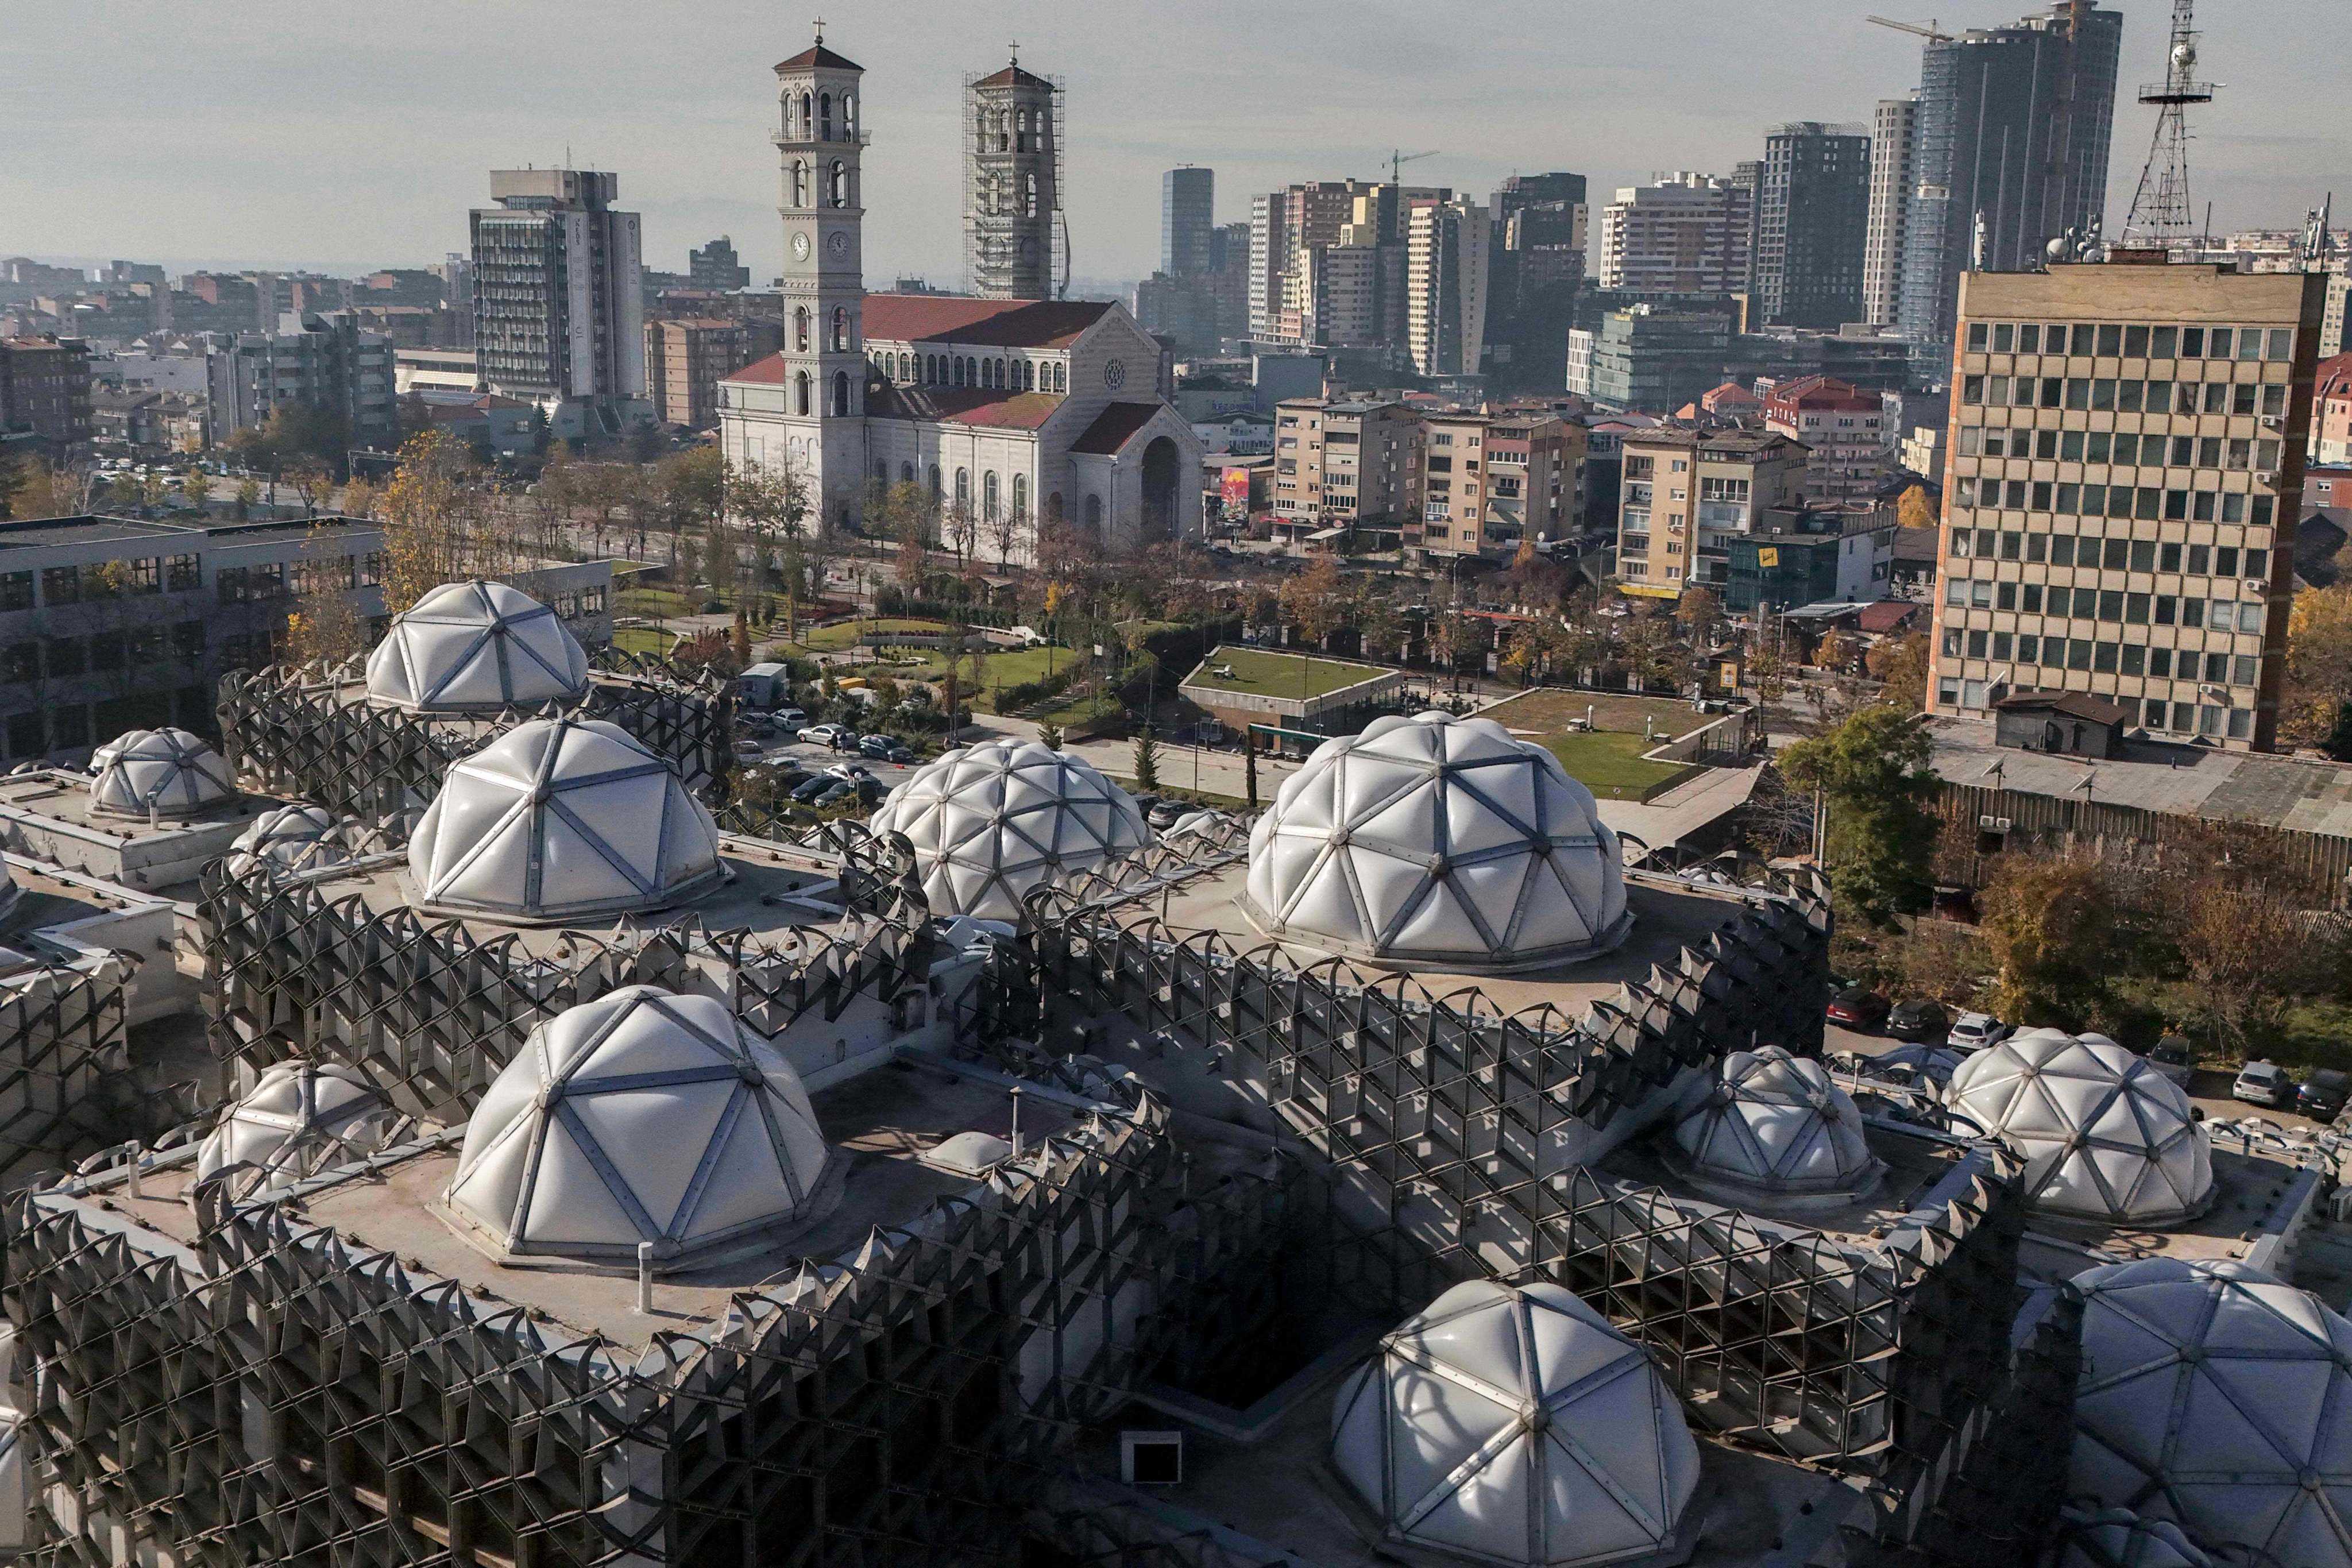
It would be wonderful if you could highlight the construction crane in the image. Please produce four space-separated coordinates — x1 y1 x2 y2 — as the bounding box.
1866 15 1952 43
1388 149 1440 186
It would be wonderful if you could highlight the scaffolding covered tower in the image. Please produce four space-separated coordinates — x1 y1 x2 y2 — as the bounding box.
964 52 1064 299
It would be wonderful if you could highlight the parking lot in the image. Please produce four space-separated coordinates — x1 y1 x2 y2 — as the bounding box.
730 727 925 807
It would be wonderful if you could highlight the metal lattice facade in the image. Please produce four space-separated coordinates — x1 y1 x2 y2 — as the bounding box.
7 1053 1296 1567
216 648 731 823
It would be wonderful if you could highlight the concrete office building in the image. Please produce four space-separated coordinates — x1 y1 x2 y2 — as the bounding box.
1863 96 1919 328
1405 197 1490 378
688 236 751 291
0 335 92 459
1586 305 1735 414
965 55 1061 300
203 311 396 451
469 168 647 439
1614 427 1808 597
1895 5 2123 359
1412 410 1578 559
1597 173 1754 297
1486 172 1589 393
1754 123 1871 331
1926 263 2327 751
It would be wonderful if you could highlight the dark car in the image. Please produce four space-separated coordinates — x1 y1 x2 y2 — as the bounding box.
813 782 856 809
1886 999 1949 1044
2299 1068 2349 1122
790 775 834 804
857 734 896 759
1826 987 1891 1031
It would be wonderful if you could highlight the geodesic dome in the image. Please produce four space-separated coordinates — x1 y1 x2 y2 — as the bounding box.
88 728 237 818
2071 1257 2352 1563
865 739 1151 920
1947 1029 2211 1227
1244 712 1629 972
224 803 354 878
409 718 724 924
2056 1508 2212 1568
364 580 589 713
1666 1045 1884 1207
1331 1279 1701 1567
196 1060 401 1194
439 986 830 1268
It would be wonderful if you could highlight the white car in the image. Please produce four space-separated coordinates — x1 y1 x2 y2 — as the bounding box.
797 723 851 747
2231 1059 2295 1110
1946 1013 2011 1053
773 706 808 731
2144 1036 2196 1090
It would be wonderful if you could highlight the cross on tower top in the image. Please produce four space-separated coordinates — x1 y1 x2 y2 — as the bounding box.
1009 39 1019 64
812 16 825 43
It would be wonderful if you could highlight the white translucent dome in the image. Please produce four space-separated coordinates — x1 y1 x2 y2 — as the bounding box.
225 803 353 878
1245 712 1629 971
440 986 829 1268
409 718 724 924
866 739 1151 920
2072 1258 2352 1563
196 1060 399 1193
2057 1508 2212 1568
1948 1029 2212 1226
1667 1045 1884 1205
1332 1279 1701 1567
365 580 589 712
88 728 237 818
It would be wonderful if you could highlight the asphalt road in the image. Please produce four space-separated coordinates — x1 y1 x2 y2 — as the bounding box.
1826 1019 2333 1133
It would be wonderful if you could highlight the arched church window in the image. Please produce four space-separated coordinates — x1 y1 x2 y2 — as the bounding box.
1086 494 1103 528
955 468 971 507
828 161 846 207
983 471 999 520
842 93 855 132
1052 362 1066 393
1024 172 1038 218
832 307 849 353
928 465 941 499
901 461 914 484
832 371 851 417
794 307 810 352
794 371 811 416
791 161 809 208
799 92 812 137
952 358 965 388
1011 474 1028 520
818 92 832 140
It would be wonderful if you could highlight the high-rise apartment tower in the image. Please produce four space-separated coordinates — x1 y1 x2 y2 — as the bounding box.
1754 123 1871 330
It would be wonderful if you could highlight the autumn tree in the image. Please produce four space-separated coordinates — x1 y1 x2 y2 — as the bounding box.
1977 853 2123 1029
1674 585 1721 642
1777 705 1937 926
1866 632 1930 713
1277 553 1344 696
378 428 517 611
284 524 369 667
2286 579 2352 754
1896 485 1936 532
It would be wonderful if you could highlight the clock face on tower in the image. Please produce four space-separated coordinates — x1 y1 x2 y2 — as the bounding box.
790 233 811 261
829 231 850 258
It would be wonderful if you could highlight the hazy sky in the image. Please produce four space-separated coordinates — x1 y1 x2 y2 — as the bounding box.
5 1 2345 290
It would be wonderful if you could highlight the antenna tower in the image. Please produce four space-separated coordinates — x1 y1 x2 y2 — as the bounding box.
2121 0 2216 249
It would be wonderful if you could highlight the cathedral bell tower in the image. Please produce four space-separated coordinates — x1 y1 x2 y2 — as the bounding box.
771 25 867 526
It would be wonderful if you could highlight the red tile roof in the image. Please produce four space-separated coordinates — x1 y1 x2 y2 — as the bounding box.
1855 600 1918 634
2318 353 2352 400
1069 401 1165 455
726 354 792 385
869 383 1062 430
972 62 1055 90
774 41 861 72
861 295 1109 348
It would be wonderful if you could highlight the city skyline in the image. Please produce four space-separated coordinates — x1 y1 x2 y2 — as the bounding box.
5 0 2344 291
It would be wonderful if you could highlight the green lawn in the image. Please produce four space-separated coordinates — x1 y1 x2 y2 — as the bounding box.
616 586 705 619
778 616 953 654
1026 686 1118 727
1480 688 1706 743
1183 646 1385 701
1538 731 1693 801
613 625 674 658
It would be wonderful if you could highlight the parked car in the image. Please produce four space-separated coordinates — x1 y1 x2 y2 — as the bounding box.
773 706 808 731
858 734 916 763
790 775 835 804
2145 1034 2196 1090
798 723 852 747
2231 1059 2297 1110
1947 1013 2012 1053
1886 999 1949 1044
1146 801 1184 831
851 776 887 806
1826 987 1891 1031
732 738 765 758
875 743 916 766
825 762 875 783
2299 1068 2349 1122
813 782 856 808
